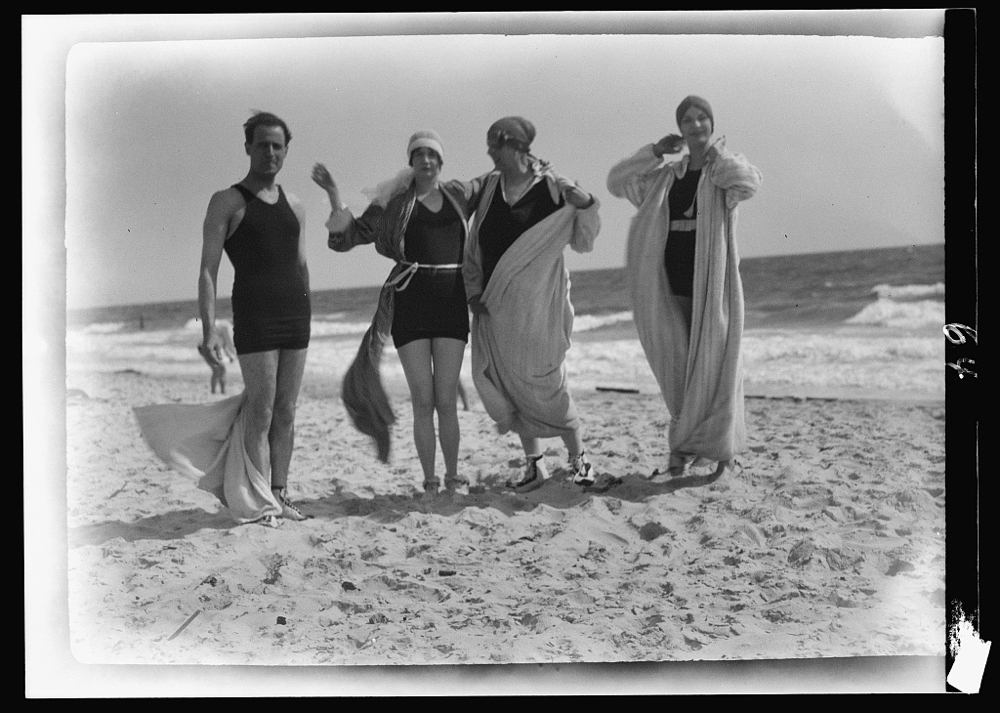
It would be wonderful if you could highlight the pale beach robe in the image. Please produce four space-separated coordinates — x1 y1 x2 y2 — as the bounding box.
464 171 601 438
134 394 282 524
607 141 761 461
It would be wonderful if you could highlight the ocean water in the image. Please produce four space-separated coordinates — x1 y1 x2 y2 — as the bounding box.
67 244 946 400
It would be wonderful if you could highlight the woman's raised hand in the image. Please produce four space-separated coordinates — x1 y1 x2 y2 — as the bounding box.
705 135 726 162
311 162 336 191
653 134 686 158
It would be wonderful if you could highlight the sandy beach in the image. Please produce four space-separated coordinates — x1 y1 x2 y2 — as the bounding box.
55 327 947 692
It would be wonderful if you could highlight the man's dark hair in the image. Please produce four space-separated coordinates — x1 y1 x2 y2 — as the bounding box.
243 112 292 145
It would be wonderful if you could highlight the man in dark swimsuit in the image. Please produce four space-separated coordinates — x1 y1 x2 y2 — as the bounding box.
198 112 311 521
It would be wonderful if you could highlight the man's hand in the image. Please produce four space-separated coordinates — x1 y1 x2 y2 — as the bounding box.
199 324 236 393
198 342 227 394
200 328 226 365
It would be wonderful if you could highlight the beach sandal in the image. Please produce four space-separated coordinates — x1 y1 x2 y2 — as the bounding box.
569 453 596 487
422 478 441 495
272 487 310 521
707 460 741 491
444 475 470 492
666 452 688 478
510 455 547 493
712 459 742 480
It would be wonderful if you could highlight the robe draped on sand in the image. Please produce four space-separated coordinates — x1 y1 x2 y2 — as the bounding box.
134 394 282 524
607 140 761 462
464 172 601 438
328 179 480 462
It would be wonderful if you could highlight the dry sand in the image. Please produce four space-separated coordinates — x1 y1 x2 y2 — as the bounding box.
51 348 948 693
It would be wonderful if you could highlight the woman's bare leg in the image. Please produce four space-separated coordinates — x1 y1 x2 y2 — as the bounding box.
519 434 541 459
560 427 585 458
397 339 437 485
430 338 466 482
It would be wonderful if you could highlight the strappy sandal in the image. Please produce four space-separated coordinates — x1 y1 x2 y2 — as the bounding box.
666 452 688 478
509 455 547 493
712 459 741 480
422 478 441 495
272 487 310 521
569 453 596 487
444 475 470 492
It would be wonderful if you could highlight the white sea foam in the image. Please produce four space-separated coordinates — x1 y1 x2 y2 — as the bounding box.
563 331 944 398
739 332 944 395
68 309 945 399
873 282 945 299
846 298 945 329
172 312 630 339
79 321 128 334
572 311 635 332
183 317 235 332
310 319 372 337
180 316 371 338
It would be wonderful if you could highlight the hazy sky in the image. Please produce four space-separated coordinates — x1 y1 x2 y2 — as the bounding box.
29 12 946 310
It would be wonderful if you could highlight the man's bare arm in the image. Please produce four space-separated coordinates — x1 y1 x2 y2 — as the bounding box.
198 189 240 362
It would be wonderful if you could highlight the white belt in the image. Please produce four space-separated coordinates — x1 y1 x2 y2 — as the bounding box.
669 219 698 231
389 261 462 292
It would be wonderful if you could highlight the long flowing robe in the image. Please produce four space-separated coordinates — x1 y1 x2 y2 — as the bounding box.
464 171 601 437
607 140 761 461
328 179 482 462
133 394 282 524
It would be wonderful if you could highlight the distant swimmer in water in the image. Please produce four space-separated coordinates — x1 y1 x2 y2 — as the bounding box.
198 320 237 393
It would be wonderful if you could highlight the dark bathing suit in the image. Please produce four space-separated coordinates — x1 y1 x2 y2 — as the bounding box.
478 178 564 290
225 184 311 354
663 167 702 298
391 197 469 349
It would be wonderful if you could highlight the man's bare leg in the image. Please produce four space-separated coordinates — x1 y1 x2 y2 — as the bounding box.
236 348 309 519
268 347 308 491
236 350 279 481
